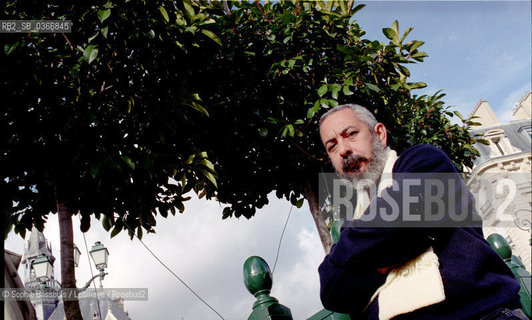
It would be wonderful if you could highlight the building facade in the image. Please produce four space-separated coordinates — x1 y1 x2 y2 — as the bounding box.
467 92 531 271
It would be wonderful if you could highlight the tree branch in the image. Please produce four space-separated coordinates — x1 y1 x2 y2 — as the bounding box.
62 33 73 51
288 137 327 162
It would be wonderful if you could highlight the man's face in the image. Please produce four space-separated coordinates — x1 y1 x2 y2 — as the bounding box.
320 108 387 180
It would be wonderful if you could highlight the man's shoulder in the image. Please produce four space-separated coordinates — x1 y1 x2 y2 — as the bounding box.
393 144 456 173
400 144 446 157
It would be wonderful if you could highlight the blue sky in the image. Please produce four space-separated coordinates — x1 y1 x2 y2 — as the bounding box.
356 0 531 121
5 1 531 319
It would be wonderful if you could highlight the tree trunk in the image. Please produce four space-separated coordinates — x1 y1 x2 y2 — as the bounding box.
57 200 83 320
303 178 332 255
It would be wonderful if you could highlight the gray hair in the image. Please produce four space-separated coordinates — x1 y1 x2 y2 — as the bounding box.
319 104 378 132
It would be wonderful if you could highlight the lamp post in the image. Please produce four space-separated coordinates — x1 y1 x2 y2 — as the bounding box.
31 241 110 292
31 254 53 290
79 241 110 291
89 241 109 271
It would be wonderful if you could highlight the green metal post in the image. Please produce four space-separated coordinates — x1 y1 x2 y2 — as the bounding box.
243 256 293 320
487 233 531 318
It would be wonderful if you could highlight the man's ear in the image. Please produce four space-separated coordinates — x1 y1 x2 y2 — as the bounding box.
373 123 387 148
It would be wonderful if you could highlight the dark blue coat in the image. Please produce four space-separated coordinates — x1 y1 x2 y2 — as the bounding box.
318 145 521 319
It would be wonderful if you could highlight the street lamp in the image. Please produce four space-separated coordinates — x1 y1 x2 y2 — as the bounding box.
75 241 110 291
32 254 53 283
31 241 110 292
73 244 81 267
89 241 109 271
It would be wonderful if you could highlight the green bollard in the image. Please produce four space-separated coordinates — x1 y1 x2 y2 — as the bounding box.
244 256 293 320
487 233 531 318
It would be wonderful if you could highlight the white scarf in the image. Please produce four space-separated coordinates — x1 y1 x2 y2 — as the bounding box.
354 149 446 320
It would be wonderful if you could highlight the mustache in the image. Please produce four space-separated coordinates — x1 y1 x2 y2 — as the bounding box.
342 154 369 172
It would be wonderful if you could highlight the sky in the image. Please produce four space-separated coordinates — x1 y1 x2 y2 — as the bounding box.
355 0 531 121
4 1 531 320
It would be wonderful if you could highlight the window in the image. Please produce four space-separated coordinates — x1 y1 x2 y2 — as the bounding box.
518 125 531 140
483 129 515 157
493 139 505 155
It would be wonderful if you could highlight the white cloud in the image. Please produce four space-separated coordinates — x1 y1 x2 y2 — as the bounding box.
499 82 532 121
273 228 324 319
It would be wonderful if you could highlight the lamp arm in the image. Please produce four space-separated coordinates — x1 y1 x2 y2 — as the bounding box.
78 270 107 293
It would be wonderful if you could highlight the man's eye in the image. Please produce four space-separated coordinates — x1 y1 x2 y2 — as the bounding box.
327 144 336 152
349 131 357 136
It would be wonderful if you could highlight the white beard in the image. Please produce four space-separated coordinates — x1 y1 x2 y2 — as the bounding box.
337 135 388 190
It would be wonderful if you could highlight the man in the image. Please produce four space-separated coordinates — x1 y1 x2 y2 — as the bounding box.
318 104 525 320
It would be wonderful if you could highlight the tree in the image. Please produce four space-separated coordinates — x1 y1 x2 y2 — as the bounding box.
189 0 482 253
2 1 220 318
3 2 484 318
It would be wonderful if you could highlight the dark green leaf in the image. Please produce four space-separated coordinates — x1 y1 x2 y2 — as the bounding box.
88 32 99 43
409 82 427 89
159 6 170 23
398 64 410 77
327 99 338 108
343 85 354 96
201 169 218 188
400 27 413 44
202 29 222 46
307 107 315 119
102 216 111 231
352 4 366 15
198 158 215 171
83 45 99 64
122 156 135 170
382 28 396 41
189 101 210 116
411 51 428 62
110 225 121 238
365 83 380 92
281 126 288 138
318 84 328 97
222 207 232 219
330 83 341 100
287 124 295 137
183 1 195 19
80 215 91 233
337 45 355 55
409 41 425 53
97 9 111 23
392 20 399 35
313 100 320 112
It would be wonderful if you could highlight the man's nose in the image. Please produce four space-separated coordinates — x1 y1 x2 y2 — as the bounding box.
338 141 352 158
